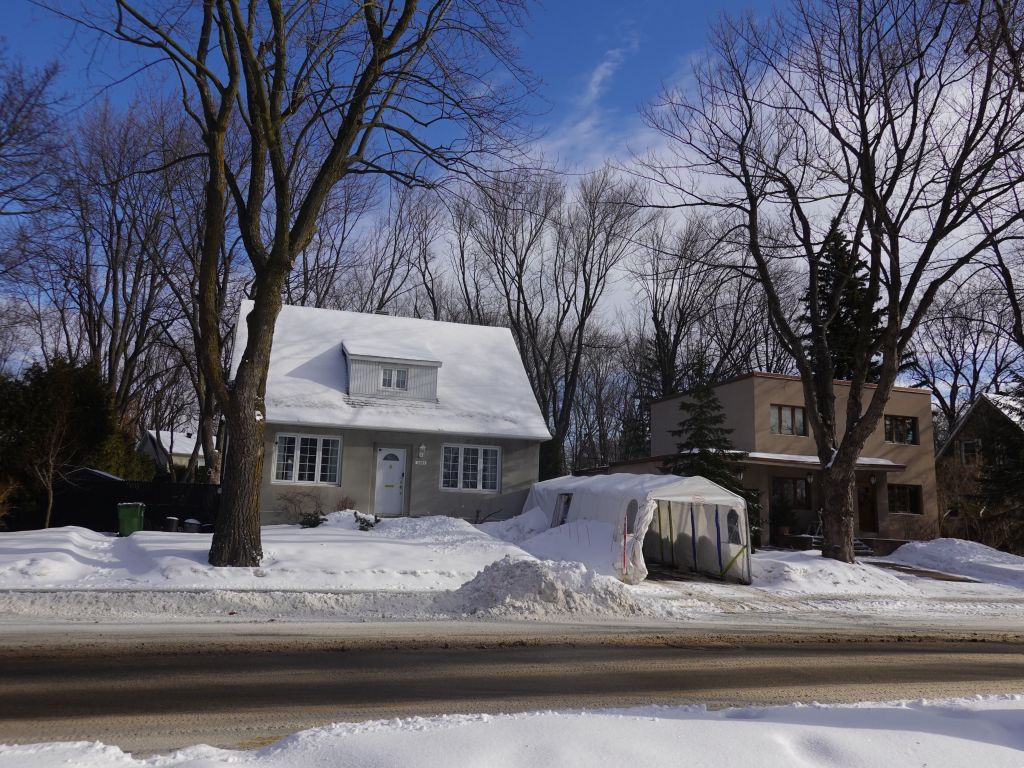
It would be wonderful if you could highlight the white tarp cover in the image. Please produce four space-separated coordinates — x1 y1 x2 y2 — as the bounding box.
520 474 751 585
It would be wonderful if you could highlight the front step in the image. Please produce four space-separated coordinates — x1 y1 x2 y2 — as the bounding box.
811 535 874 556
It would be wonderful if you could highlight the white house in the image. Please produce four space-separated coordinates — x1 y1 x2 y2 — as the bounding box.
230 302 551 523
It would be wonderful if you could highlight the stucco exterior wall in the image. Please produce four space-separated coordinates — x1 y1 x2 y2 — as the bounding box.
258 423 539 525
650 377 756 456
647 373 938 541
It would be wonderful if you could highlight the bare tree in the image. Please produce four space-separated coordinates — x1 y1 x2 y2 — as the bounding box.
0 53 59 220
459 167 648 476
909 275 1021 432
17 100 179 421
643 0 1024 561
91 0 532 566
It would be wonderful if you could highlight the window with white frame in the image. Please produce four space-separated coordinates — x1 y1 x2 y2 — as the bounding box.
274 434 341 484
381 366 409 390
441 444 500 491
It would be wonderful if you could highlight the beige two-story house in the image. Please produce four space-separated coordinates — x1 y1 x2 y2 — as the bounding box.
617 372 938 545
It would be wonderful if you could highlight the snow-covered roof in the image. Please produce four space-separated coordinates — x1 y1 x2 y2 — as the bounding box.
745 452 904 470
230 302 551 441
147 430 202 459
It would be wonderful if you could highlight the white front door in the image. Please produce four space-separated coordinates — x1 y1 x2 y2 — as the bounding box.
374 447 407 517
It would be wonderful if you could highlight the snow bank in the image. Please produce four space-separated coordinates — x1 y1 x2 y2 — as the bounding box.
438 556 650 618
476 506 549 543
516 520 623 577
752 550 919 595
887 538 1024 588
3 697 1023 768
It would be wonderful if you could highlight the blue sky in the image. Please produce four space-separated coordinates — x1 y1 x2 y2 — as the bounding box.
5 0 772 166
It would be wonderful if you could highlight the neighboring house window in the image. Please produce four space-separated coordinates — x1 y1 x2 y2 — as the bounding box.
884 415 919 445
381 366 408 390
888 484 923 515
960 440 979 466
771 477 810 507
274 434 341 484
770 404 807 436
441 444 500 491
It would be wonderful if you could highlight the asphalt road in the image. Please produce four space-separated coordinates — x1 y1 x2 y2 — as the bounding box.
3 624 1024 754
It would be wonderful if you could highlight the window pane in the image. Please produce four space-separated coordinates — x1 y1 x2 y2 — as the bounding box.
795 407 805 436
396 368 408 389
884 416 893 442
319 439 340 484
297 437 318 482
907 418 917 444
782 407 793 435
382 368 393 388
770 406 780 434
275 436 296 481
442 446 460 488
462 447 480 489
481 448 499 491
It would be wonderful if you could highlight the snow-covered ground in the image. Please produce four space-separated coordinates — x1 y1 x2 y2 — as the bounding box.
3 696 1022 768
0 514 1022 625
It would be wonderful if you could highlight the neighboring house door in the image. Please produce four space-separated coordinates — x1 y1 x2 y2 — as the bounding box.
375 447 407 517
856 481 878 533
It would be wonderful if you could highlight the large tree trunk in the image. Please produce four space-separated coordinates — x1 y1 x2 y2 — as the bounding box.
821 460 857 563
209 391 265 567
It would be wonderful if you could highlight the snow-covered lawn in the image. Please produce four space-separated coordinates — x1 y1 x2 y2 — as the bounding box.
0 514 527 592
3 697 1023 768
0 514 1022 625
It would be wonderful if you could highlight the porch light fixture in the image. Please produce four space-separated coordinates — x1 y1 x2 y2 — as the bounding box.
418 444 426 459
869 473 877 486
805 472 814 485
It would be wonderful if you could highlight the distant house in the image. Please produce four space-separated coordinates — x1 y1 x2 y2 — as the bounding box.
936 393 1024 522
137 429 205 471
229 302 550 523
607 372 939 546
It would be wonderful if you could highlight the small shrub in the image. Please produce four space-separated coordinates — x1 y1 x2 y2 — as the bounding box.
299 509 327 528
353 510 380 531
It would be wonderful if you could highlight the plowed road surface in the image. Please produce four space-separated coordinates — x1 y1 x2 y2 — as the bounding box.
2 623 1023 754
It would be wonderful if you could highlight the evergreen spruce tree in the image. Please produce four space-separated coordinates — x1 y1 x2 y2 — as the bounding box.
662 381 745 495
805 220 885 382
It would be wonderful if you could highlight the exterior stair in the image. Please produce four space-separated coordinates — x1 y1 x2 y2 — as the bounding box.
810 535 875 556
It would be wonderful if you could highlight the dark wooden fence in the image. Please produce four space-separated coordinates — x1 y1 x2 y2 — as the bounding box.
50 470 220 533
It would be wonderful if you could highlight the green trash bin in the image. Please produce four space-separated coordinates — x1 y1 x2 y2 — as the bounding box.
117 502 145 537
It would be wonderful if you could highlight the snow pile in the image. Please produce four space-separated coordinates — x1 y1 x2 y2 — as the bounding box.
3 697 1024 768
438 556 649 618
477 506 549 543
887 538 1024 588
517 520 623 577
753 550 919 595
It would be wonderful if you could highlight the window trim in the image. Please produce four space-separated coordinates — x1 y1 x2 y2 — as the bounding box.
271 432 342 485
883 414 919 445
381 366 409 391
769 404 808 436
439 443 501 493
887 483 923 515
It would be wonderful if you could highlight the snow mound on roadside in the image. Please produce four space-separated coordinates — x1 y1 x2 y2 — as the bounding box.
753 550 919 596
439 556 649 618
888 538 1024 588
477 506 550 544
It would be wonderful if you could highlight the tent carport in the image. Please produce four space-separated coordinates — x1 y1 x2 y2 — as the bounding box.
521 473 752 585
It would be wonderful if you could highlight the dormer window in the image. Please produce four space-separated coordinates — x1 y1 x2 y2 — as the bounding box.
381 367 408 390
